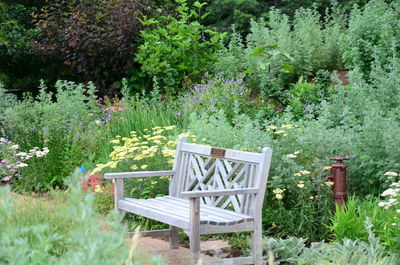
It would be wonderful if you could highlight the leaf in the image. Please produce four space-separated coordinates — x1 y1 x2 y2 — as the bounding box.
249 45 280 57
280 64 294 73
243 68 254 74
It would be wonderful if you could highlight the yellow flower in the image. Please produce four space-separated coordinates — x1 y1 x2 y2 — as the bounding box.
294 173 302 177
281 124 294 129
274 130 286 135
325 181 334 187
297 183 305 188
151 181 158 185
266 125 277 131
130 165 138 170
273 188 285 194
323 166 332 171
275 194 283 200
309 196 315 200
110 139 120 144
141 165 148 169
95 185 103 193
300 170 311 175
163 125 176 130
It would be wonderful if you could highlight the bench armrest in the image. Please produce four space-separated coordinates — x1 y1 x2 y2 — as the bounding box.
180 188 259 198
104 170 175 179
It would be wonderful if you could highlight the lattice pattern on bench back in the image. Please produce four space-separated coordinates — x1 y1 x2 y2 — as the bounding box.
170 140 270 217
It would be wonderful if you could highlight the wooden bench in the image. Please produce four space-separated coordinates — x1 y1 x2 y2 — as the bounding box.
105 136 273 265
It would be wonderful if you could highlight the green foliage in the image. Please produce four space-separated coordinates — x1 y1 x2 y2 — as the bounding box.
2 81 103 192
204 0 267 36
98 95 190 162
263 236 307 264
0 169 163 265
135 0 225 93
329 196 399 253
213 5 345 102
0 83 16 127
288 72 334 119
264 219 399 264
342 0 400 79
180 73 250 120
0 2 59 93
36 0 149 93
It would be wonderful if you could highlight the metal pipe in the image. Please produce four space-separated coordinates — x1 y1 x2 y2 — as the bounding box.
324 157 349 208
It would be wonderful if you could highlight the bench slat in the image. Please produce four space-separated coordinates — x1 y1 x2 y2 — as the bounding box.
162 196 254 222
122 196 253 226
118 199 190 229
154 197 242 225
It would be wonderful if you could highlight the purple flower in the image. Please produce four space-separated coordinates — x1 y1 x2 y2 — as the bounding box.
197 114 202 118
2 176 11 182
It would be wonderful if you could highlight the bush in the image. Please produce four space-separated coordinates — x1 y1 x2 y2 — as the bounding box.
264 218 399 264
135 0 225 93
0 168 163 264
35 0 149 93
0 2 60 93
2 81 105 192
341 0 400 79
180 73 250 120
213 5 345 102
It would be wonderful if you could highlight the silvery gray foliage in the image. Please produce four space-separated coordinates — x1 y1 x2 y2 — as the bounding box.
0 168 163 265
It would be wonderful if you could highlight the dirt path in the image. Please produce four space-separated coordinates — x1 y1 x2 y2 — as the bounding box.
138 237 230 265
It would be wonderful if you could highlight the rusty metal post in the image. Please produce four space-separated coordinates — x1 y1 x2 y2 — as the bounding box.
324 157 349 208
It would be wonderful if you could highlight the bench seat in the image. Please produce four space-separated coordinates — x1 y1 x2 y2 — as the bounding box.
119 196 254 231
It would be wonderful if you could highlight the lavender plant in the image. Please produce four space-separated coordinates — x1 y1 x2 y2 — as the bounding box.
180 73 250 119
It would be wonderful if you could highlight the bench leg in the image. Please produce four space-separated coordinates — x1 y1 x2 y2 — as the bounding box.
115 178 124 216
169 225 179 249
252 219 263 265
190 198 200 264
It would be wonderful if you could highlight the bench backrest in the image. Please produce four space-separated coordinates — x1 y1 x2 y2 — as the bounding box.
169 137 272 217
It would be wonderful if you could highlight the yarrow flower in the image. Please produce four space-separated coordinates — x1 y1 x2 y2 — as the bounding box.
384 171 398 177
325 181 334 187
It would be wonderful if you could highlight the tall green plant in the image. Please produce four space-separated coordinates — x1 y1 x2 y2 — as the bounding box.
135 0 225 93
341 0 400 79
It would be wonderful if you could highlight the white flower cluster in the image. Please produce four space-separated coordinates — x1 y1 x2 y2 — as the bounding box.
15 146 49 160
286 151 300 158
378 178 400 210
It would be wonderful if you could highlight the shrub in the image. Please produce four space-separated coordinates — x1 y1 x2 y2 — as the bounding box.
0 137 49 183
2 80 106 192
341 0 400 79
264 218 399 265
35 0 149 93
135 0 225 93
213 5 345 103
98 93 190 162
0 168 162 264
0 2 60 93
180 73 250 120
